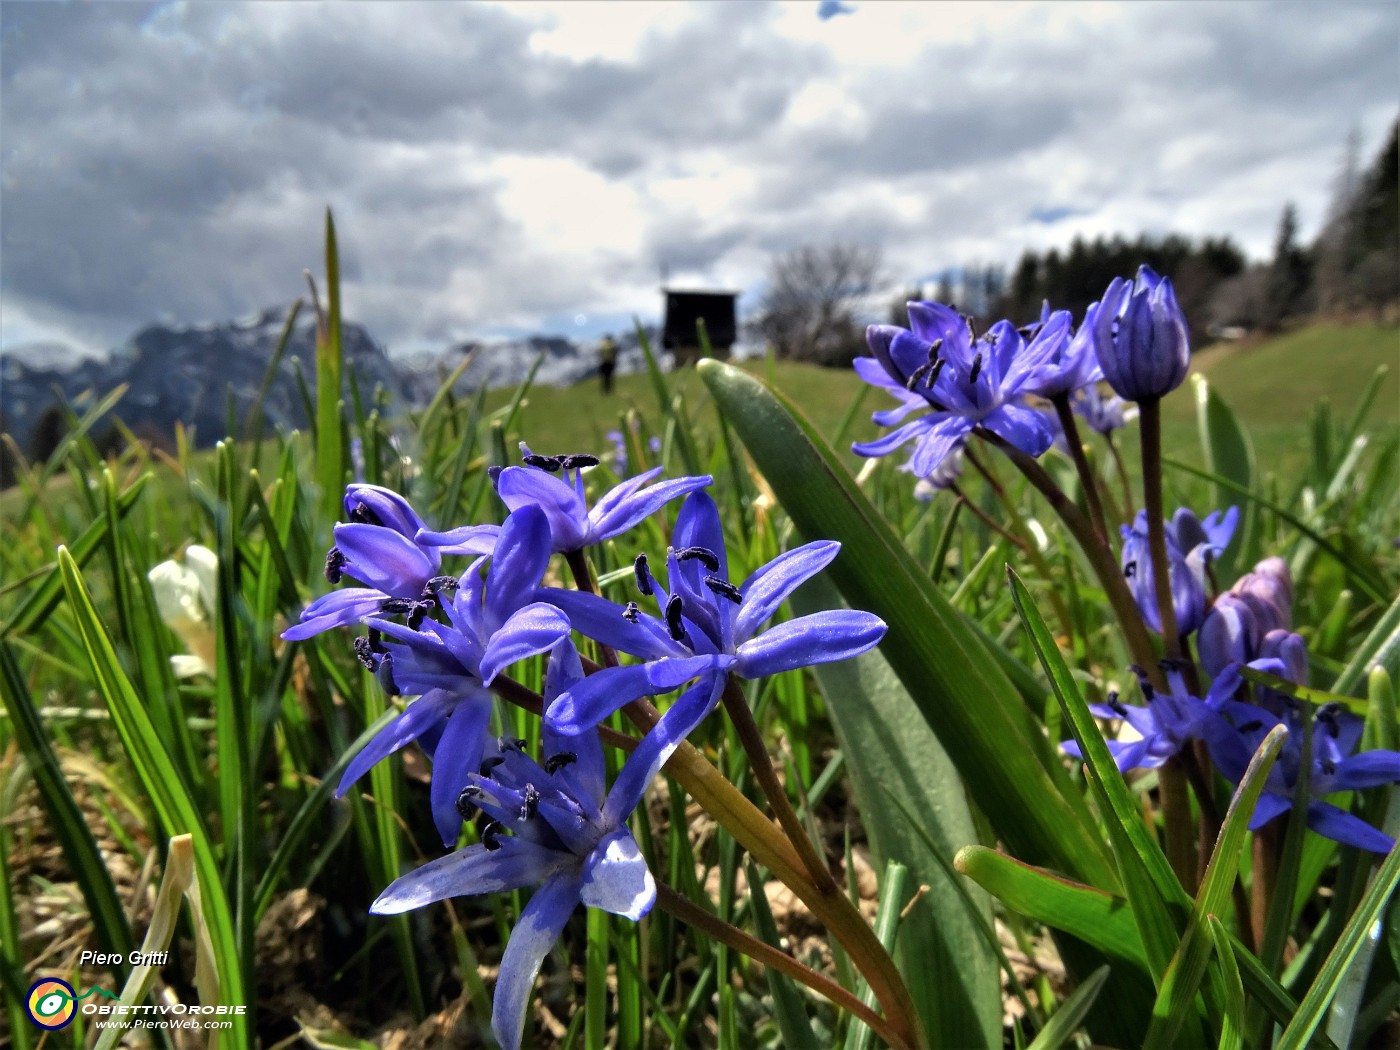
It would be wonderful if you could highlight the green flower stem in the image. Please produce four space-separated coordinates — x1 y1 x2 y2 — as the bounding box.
1160 758 1198 891
949 481 1034 555
652 882 909 1049
1052 393 1111 544
981 425 1209 887
1137 398 1184 663
719 675 838 896
976 429 1163 691
491 674 926 1048
963 449 1075 639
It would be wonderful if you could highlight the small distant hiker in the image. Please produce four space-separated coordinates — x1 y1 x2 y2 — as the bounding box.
598 334 619 394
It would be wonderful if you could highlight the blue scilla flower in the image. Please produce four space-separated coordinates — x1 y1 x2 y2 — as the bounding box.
1091 265 1191 402
284 484 498 641
339 505 572 845
852 303 1069 477
1121 506 1239 636
419 447 711 556
1061 663 1236 771
1072 384 1134 436
1207 687 1400 853
541 491 886 742
1025 302 1102 400
371 643 678 1050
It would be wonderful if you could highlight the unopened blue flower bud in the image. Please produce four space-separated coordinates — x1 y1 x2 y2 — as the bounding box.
1091 265 1190 401
1233 557 1293 630
1199 593 1258 678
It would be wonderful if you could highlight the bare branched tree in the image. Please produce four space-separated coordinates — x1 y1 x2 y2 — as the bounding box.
753 243 882 366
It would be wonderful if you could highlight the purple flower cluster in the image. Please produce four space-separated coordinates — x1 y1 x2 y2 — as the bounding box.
1120 505 1239 637
283 452 886 1047
852 265 1189 479
1064 557 1400 852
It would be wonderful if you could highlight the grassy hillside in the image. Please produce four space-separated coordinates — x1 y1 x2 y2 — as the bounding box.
483 322 1397 474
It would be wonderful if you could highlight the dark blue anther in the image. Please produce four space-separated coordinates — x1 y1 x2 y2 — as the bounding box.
665 595 689 643
455 785 482 821
544 752 577 774
704 576 742 605
349 502 384 527
634 554 654 596
324 547 346 584
675 546 721 571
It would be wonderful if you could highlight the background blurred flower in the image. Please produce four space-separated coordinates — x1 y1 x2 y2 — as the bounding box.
148 545 218 677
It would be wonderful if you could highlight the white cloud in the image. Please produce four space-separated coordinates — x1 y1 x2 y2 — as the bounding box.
0 0 1394 358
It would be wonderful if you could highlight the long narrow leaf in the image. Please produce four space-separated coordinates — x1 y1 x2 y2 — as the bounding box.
1144 725 1288 1049
56 547 249 1046
697 359 1114 889
1007 567 1190 981
1026 965 1109 1050
795 574 1000 1047
0 640 135 974
1277 840 1400 1050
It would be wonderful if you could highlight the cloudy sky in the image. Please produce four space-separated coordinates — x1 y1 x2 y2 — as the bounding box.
2 1 1395 358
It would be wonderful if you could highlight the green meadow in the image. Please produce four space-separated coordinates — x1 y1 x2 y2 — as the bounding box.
2 304 1397 1049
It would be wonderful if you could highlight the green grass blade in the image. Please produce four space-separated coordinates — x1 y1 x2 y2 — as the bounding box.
1007 568 1190 971
634 319 674 421
1333 591 1400 698
954 846 1149 972
843 861 909 1050
1277 840 1400 1050
1144 725 1287 1049
1206 918 1244 1050
745 859 821 1050
1 473 150 640
56 547 249 1045
0 825 31 1050
1192 375 1257 579
1026 965 1109 1050
0 639 135 976
317 209 346 520
697 359 1114 890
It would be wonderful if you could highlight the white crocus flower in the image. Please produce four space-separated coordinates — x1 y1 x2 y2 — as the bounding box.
148 545 218 677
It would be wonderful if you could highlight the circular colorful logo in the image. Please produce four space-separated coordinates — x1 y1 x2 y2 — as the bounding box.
26 978 76 1030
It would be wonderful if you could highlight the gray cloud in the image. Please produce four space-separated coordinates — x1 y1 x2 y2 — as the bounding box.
1 0 1394 357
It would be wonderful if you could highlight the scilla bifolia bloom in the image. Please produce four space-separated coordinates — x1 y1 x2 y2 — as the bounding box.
284 484 497 640
371 643 680 1050
543 491 886 743
1120 506 1238 636
1208 688 1400 853
1061 663 1236 772
852 304 1069 476
1090 265 1191 402
419 445 711 555
342 505 571 845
